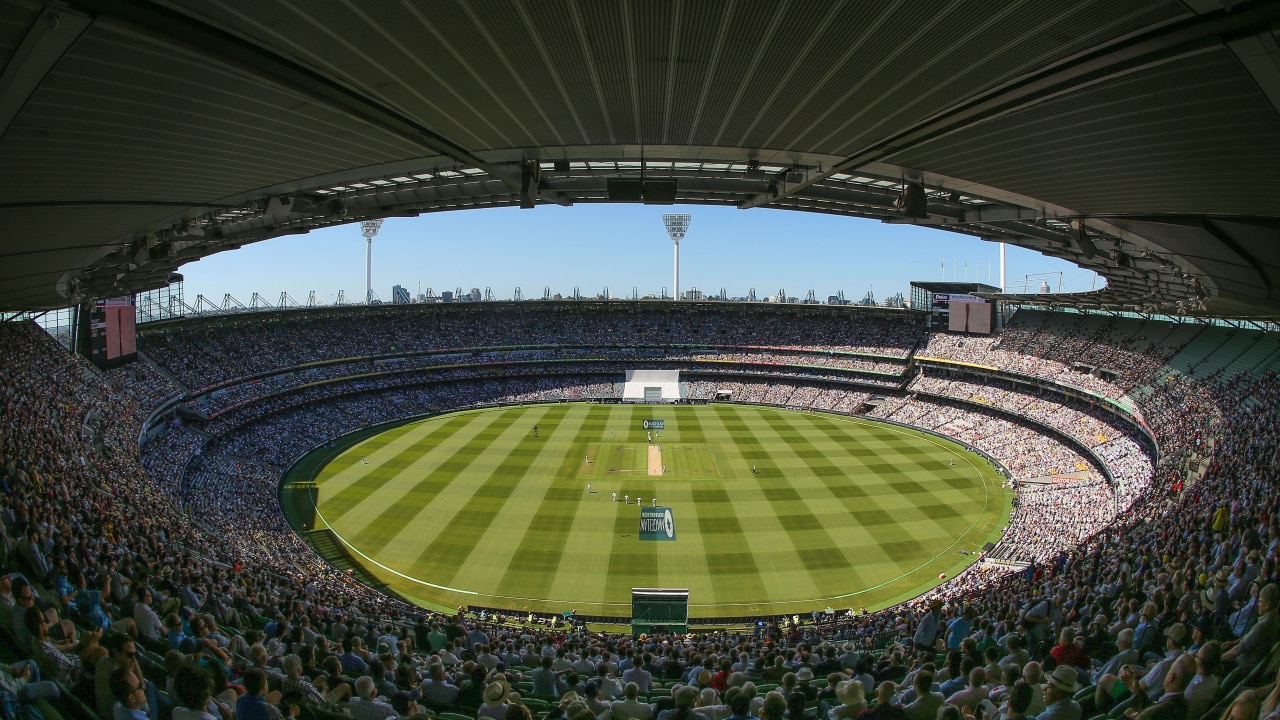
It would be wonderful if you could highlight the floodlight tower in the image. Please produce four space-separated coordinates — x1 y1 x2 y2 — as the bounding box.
662 213 691 301
361 218 385 305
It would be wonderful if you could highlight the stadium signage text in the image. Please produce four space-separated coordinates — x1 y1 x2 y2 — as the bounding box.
932 293 985 304
639 507 676 541
642 419 665 430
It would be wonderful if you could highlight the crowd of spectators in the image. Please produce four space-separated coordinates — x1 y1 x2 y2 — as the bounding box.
665 352 907 375
682 380 872 413
3 310 1279 720
182 352 904 420
140 304 924 391
1133 374 1224 461
867 396 1094 480
105 359 186 414
909 376 1128 449
185 376 621 469
918 310 1184 400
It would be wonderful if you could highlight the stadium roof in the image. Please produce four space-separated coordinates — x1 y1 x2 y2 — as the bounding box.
1 0 1278 317
909 282 1003 295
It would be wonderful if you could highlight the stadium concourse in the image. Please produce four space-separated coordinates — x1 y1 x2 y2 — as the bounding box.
0 302 1278 720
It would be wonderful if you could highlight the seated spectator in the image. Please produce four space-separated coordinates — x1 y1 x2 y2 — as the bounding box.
832 679 870 720
235 668 282 720
612 682 655 720
1222 583 1278 671
25 604 101 685
172 661 225 720
1035 666 1080 720
109 665 150 720
349 674 397 720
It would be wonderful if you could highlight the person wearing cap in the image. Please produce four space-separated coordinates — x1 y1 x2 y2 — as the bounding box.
1137 623 1190 703
1032 666 1080 720
1223 582 1278 670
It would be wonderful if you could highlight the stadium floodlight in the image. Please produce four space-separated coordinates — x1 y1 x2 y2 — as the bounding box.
662 213 691 301
361 219 385 305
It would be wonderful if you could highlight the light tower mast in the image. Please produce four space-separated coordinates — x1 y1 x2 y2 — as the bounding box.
361 219 385 305
662 213 691 301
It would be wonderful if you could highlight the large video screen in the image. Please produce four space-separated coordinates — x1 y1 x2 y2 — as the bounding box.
83 297 138 368
947 301 993 334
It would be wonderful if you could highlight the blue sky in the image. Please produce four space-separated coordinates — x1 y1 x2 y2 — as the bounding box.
180 204 1097 303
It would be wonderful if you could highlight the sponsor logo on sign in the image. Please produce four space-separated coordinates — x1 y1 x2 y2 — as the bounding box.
642 420 665 430
639 507 676 541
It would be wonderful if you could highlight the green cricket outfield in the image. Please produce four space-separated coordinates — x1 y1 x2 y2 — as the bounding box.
302 403 1011 618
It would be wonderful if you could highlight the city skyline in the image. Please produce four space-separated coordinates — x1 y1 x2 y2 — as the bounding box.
178 203 1095 306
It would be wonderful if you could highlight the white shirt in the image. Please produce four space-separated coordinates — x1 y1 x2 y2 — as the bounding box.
133 603 163 641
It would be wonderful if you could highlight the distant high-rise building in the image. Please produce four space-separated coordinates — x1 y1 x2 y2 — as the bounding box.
470 287 482 302
391 285 411 304
440 290 454 302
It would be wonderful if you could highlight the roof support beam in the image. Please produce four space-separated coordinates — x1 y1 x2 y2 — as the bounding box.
66 0 521 193
1226 31 1280 118
0 6 93 141
740 0 1280 210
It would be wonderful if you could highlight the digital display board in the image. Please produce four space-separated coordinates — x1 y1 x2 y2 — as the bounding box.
82 297 138 368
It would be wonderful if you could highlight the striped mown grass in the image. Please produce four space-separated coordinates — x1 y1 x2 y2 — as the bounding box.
309 403 1011 618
